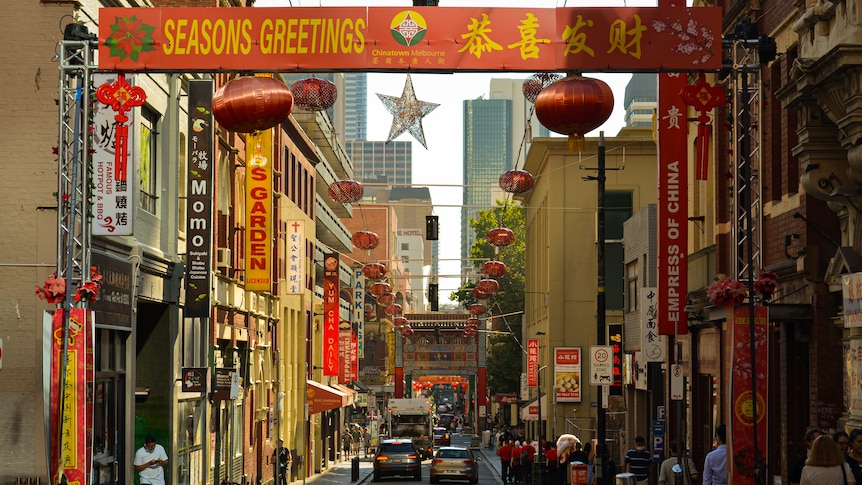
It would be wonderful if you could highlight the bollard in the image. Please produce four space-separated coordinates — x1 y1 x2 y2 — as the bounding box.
351 456 360 481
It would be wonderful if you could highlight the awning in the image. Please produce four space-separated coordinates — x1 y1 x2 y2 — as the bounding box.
519 394 548 421
332 383 357 406
307 380 347 415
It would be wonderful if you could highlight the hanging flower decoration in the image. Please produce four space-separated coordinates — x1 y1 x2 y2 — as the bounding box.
362 262 387 280
487 227 515 247
753 269 778 300
369 281 392 297
499 169 535 194
481 260 508 278
475 279 500 295
36 266 103 305
522 72 563 104
290 77 338 111
706 275 748 308
468 303 487 315
352 230 380 251
385 303 403 316
328 180 364 204
212 76 294 133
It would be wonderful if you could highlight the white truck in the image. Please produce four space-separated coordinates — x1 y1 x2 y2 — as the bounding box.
387 398 434 459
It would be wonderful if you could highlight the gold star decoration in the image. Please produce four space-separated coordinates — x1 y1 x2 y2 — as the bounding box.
376 74 440 149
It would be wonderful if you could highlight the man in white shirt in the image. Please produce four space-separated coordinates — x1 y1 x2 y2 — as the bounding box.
703 424 727 485
134 435 169 485
658 440 698 485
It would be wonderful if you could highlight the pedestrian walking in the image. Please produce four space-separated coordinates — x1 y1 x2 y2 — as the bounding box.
625 436 652 485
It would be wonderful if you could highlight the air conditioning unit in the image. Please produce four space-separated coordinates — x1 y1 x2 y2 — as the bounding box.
217 248 231 268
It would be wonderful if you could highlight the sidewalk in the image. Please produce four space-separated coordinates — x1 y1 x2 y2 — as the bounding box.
303 456 374 485
474 446 504 482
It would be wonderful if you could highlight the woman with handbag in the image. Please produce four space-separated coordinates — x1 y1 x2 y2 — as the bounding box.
801 435 856 485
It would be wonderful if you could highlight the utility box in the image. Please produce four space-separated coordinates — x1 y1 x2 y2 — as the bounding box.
569 462 589 484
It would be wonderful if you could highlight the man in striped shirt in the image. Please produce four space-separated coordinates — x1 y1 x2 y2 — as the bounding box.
625 436 652 485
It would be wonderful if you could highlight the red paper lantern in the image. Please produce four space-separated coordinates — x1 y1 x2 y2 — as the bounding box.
499 169 535 194
482 260 507 278
352 231 380 250
393 316 408 328
362 262 387 280
369 281 392 297
468 303 487 315
487 227 515 247
463 328 477 337
399 326 414 337
466 317 480 327
535 74 614 151
328 180 363 204
385 303 403 315
377 292 396 306
473 287 492 300
290 77 337 111
212 76 294 133
522 72 563 104
476 279 499 295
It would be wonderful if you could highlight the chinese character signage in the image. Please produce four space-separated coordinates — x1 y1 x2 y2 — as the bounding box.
245 129 272 291
640 287 667 362
339 327 351 385
99 7 722 72
609 324 623 395
554 347 581 403
92 73 134 236
657 70 689 335
323 253 339 376
353 268 365 358
286 220 305 294
527 339 539 387
184 80 214 318
843 273 862 327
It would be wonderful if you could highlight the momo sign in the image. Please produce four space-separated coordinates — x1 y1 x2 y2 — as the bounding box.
98 6 722 72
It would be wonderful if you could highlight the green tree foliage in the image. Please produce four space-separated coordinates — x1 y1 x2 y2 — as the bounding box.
450 202 525 396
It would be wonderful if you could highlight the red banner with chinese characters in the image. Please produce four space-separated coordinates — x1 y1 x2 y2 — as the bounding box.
323 254 339 376
527 339 539 387
339 328 351 385
729 305 768 485
351 331 359 383
98 7 722 72
50 309 94 485
609 324 623 395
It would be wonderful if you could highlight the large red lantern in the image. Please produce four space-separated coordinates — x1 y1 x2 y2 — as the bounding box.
468 303 487 315
482 261 507 278
362 262 387 280
487 227 515 247
369 281 392 297
290 77 337 111
473 287 492 300
466 317 480 328
476 279 499 295
535 74 614 152
352 231 380 251
377 292 396 306
329 180 363 204
399 326 414 337
212 76 294 133
385 303 403 315
522 72 563 104
393 316 408 328
499 169 534 194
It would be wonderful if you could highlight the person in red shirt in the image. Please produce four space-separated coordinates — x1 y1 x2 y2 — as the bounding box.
522 439 536 484
544 441 559 485
498 439 514 483
511 440 523 484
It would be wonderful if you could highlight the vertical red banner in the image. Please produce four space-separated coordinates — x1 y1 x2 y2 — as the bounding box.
351 331 359 383
323 253 339 376
339 328 351 385
527 339 539 387
729 305 768 484
50 309 93 485
609 324 623 395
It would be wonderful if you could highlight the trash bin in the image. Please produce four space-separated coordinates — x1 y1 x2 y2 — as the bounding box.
482 430 491 448
569 462 589 485
615 472 637 485
351 457 359 481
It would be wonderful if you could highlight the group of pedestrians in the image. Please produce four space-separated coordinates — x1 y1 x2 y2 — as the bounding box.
787 426 862 485
341 425 372 459
496 437 538 484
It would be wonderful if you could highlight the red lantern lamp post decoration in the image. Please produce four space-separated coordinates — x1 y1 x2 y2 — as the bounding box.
290 77 338 111
535 74 614 152
499 170 534 194
369 281 392 297
475 279 500 295
469 303 487 315
487 227 515 247
352 231 380 251
328 180 364 204
362 262 387 280
212 76 294 133
482 261 507 278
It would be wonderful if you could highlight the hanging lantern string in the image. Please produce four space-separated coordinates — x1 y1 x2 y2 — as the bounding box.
485 299 529 356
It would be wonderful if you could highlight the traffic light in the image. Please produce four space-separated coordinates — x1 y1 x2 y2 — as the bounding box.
428 283 439 311
426 215 439 240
